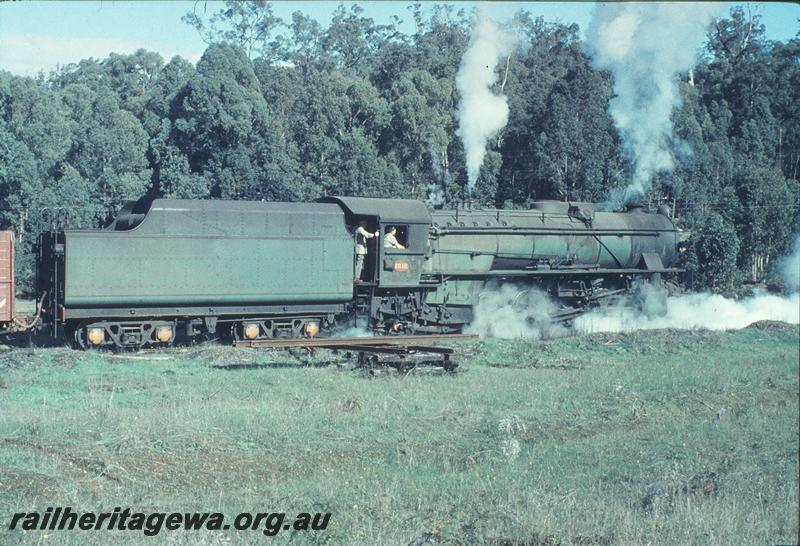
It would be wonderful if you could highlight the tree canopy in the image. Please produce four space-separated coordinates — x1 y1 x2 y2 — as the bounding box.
0 3 797 294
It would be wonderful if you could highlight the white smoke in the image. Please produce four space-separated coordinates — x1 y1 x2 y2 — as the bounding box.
585 3 720 202
331 326 373 338
455 12 514 193
426 182 445 207
427 140 449 207
777 235 800 293
466 284 567 339
574 291 800 333
468 282 799 339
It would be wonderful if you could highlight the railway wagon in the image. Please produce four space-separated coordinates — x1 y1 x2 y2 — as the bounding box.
0 231 13 331
32 196 680 348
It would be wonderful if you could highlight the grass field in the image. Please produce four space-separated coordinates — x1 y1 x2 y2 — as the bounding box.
0 323 798 545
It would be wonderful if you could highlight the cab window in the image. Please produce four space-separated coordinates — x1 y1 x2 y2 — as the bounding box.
383 224 409 250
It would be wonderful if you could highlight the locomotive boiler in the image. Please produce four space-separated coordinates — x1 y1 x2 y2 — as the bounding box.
418 200 679 328
30 196 680 348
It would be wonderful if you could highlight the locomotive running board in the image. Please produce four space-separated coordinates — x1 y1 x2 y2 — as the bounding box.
431 267 682 278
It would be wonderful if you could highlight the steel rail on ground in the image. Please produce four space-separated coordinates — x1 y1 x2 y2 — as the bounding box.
232 333 479 349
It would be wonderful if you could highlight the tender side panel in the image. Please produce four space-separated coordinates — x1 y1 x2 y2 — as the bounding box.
63 205 353 308
0 231 13 324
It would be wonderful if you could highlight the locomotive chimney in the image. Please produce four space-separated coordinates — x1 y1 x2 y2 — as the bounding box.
625 201 646 213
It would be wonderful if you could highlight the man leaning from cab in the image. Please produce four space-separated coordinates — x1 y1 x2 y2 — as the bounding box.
354 220 379 283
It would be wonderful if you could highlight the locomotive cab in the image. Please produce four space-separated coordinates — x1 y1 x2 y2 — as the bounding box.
379 221 429 288
317 197 433 288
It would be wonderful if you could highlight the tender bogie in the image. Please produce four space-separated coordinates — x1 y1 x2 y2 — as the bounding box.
72 320 177 350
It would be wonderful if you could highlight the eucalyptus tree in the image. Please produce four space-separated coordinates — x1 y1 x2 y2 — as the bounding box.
183 0 283 59
171 43 302 200
499 16 621 205
382 68 454 200
60 83 151 216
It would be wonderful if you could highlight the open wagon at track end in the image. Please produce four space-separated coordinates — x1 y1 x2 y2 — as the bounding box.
0 231 14 332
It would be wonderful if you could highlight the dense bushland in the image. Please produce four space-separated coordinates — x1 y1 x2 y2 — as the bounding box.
0 4 797 293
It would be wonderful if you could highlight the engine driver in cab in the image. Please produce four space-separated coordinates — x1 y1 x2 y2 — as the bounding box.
384 226 405 249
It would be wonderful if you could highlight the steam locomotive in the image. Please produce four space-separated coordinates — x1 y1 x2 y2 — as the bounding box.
9 196 679 348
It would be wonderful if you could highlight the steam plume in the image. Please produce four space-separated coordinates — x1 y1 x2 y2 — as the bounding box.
426 181 446 207
332 325 373 338
469 287 799 339
466 283 566 339
777 235 800 293
585 3 720 203
426 140 449 207
468 231 800 338
574 291 800 333
455 12 513 193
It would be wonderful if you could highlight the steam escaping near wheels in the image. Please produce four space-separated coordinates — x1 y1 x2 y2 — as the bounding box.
777 235 800 293
466 283 567 340
466 281 799 339
575 291 800 333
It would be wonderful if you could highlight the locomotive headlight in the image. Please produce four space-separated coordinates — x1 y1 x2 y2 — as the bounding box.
155 326 173 343
304 321 320 338
87 327 105 346
243 323 260 340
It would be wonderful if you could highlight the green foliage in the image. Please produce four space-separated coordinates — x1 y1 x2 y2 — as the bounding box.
182 0 283 59
0 3 797 294
682 211 741 294
172 43 302 200
770 37 800 180
498 16 622 204
733 164 797 276
383 68 454 198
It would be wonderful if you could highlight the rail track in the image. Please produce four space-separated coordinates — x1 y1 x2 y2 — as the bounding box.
233 333 480 373
232 333 478 349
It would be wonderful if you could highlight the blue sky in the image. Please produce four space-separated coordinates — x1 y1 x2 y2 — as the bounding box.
0 1 797 77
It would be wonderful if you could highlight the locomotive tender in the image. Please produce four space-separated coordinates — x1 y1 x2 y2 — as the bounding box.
30 196 680 348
